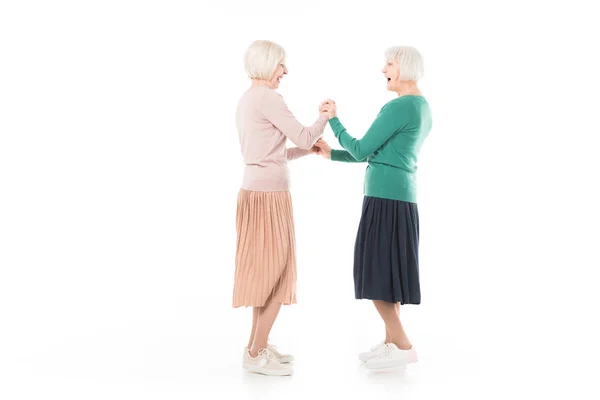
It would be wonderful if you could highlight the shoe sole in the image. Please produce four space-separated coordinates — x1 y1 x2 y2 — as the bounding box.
366 356 418 370
245 366 293 376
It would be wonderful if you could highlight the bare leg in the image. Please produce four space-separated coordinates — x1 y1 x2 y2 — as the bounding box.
373 300 411 350
247 307 260 349
384 302 401 343
249 302 282 357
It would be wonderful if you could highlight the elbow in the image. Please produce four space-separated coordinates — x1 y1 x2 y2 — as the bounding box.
350 150 368 161
297 142 314 150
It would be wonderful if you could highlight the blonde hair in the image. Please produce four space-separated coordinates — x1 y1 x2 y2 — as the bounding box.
243 40 286 80
384 46 424 81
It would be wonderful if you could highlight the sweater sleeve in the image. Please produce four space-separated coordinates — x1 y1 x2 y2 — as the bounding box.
286 147 314 160
329 102 409 161
261 89 328 149
330 149 365 163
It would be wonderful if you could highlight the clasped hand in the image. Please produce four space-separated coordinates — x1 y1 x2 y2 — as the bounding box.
309 98 336 158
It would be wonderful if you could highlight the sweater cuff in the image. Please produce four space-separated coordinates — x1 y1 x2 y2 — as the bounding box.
330 149 343 161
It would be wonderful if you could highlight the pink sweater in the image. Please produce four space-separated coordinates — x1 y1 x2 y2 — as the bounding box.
236 86 328 191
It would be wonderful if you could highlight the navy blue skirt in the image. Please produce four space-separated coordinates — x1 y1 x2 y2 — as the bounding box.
354 196 421 304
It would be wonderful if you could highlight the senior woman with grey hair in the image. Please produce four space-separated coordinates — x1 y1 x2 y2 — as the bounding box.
233 39 331 376
315 46 432 370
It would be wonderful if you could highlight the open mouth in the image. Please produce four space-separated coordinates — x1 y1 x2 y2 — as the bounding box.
386 77 391 82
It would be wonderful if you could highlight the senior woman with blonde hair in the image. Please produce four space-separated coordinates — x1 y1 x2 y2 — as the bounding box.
233 39 331 376
315 46 432 370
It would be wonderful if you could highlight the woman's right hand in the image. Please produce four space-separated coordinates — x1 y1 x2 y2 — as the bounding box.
313 138 332 159
319 99 337 119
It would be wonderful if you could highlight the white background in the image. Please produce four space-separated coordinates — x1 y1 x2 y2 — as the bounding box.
1 0 599 399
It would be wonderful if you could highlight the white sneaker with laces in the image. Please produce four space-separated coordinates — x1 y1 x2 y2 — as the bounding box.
365 343 418 369
358 341 387 362
243 348 293 376
244 344 294 364
267 344 294 363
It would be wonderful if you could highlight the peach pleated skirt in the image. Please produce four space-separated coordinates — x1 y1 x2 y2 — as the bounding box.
232 189 297 308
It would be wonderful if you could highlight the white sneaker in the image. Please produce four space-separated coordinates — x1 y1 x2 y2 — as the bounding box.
243 348 293 376
358 341 387 362
244 345 294 364
365 343 418 369
267 344 294 363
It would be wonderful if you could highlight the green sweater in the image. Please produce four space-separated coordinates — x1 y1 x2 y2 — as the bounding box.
329 95 432 203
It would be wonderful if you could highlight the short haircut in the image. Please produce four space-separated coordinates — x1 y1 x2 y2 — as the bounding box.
384 46 424 81
244 40 286 80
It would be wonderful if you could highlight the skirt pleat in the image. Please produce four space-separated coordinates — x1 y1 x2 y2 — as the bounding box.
354 196 421 304
233 189 297 308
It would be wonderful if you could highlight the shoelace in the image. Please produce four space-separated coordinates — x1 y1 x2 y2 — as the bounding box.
267 344 281 356
258 348 276 363
371 342 385 352
374 344 395 360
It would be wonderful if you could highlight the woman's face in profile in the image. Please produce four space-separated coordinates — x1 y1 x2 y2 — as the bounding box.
269 63 288 89
382 59 400 91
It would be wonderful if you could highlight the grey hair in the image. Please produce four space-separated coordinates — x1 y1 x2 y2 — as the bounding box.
384 46 424 81
243 40 286 80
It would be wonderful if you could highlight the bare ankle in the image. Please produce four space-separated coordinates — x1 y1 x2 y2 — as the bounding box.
250 344 266 358
394 341 412 350
249 347 260 358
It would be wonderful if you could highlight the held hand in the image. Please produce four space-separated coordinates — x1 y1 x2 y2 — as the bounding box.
319 99 337 119
313 138 332 160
